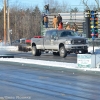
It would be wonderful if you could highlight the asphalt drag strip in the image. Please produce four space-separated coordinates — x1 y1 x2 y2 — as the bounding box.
0 55 14 58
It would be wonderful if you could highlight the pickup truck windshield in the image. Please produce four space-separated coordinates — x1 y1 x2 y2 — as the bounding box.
58 30 78 37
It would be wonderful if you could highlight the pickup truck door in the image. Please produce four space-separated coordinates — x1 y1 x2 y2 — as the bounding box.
44 36 51 49
44 30 58 50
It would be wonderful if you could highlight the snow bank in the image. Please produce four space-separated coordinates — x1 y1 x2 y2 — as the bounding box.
88 47 100 54
0 58 100 71
0 46 18 51
0 42 18 52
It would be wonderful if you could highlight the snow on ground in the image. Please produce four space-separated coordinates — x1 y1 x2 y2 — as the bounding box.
88 47 100 54
0 42 18 54
0 58 77 68
0 57 100 72
0 42 100 71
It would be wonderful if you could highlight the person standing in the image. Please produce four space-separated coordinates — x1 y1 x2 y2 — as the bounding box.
52 15 58 29
42 13 45 25
65 24 70 30
74 23 78 31
44 15 49 28
70 26 75 31
57 14 62 26
58 22 63 30
44 4 49 14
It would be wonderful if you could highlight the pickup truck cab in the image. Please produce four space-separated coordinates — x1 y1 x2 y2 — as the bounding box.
31 29 88 58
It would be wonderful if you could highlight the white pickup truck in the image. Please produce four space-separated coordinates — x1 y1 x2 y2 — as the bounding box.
31 29 88 58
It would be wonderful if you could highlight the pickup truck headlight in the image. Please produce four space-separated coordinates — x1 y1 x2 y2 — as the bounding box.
65 40 71 44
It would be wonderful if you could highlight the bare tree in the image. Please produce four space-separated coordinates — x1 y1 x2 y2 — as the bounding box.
95 0 99 10
82 0 100 11
94 0 100 11
71 7 79 12
81 0 90 10
7 5 41 40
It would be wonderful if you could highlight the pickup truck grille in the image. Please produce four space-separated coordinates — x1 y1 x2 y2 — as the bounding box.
72 39 85 44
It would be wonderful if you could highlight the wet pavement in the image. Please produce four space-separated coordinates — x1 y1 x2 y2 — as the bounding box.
0 63 100 100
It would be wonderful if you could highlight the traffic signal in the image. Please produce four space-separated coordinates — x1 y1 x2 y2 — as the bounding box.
94 10 98 38
85 10 91 38
90 11 95 39
94 16 98 37
85 10 98 38
85 10 91 17
90 10 98 39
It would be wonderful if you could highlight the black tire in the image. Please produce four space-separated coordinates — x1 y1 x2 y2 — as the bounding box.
53 52 59 56
32 46 37 56
59 46 67 58
37 50 41 56
18 45 22 51
83 50 88 54
26 48 28 52
29 48 32 51
32 46 41 56
22 47 26 52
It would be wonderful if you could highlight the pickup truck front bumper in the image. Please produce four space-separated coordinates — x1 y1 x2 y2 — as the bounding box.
65 44 88 53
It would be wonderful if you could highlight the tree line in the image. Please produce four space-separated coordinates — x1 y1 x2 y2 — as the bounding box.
0 6 41 41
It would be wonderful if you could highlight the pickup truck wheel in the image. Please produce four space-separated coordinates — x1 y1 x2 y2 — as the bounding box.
59 46 67 58
18 45 22 51
37 50 41 56
32 46 37 56
83 50 88 54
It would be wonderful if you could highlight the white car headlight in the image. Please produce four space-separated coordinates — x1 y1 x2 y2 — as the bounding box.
65 40 71 44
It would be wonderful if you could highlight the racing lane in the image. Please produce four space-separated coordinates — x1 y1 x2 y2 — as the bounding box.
0 63 100 100
6 51 77 63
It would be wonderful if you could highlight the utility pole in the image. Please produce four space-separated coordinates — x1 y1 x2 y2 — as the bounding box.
7 0 10 43
4 0 7 44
